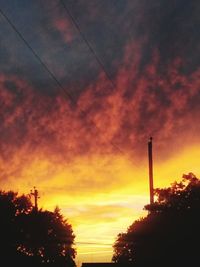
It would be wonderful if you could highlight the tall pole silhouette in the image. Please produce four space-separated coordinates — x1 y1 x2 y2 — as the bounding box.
148 137 154 205
30 187 40 211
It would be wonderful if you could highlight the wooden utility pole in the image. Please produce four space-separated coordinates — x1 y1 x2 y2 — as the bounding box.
30 187 40 211
148 137 154 205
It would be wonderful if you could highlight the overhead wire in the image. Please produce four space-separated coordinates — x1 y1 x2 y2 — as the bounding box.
60 0 116 89
0 5 144 253
75 241 113 246
0 7 74 103
59 0 127 156
0 4 127 156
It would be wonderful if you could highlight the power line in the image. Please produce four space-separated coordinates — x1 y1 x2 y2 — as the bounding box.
0 5 127 157
60 0 116 89
59 1 130 156
76 242 112 246
0 7 74 104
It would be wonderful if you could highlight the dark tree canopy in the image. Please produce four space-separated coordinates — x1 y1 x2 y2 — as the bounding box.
113 173 200 267
0 191 76 267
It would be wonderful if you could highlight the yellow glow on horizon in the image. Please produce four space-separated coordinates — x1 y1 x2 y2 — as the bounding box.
1 144 200 264
154 144 200 188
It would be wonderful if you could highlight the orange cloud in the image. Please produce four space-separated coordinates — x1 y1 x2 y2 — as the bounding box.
1 38 200 264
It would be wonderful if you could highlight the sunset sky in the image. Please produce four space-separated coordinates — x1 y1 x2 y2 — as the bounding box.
1 0 200 265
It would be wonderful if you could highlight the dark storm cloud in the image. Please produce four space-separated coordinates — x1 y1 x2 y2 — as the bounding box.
0 0 200 163
0 0 102 96
1 0 200 94
54 0 200 79
137 0 200 72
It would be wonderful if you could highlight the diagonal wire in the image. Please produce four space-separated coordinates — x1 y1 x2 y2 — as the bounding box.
59 0 127 155
75 241 113 246
0 5 127 157
60 0 116 89
0 7 74 104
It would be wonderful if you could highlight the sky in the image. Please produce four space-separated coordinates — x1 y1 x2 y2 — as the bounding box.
1 0 200 265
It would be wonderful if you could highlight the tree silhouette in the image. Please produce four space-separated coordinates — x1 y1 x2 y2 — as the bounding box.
0 191 32 265
113 173 200 266
0 191 76 267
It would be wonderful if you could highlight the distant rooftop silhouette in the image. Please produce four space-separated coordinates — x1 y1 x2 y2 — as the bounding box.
81 263 133 267
82 264 114 267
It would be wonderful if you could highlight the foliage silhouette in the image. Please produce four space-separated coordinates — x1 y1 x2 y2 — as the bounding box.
0 191 76 267
113 173 200 266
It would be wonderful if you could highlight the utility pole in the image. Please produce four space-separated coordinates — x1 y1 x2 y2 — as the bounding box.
30 187 40 211
148 137 154 205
